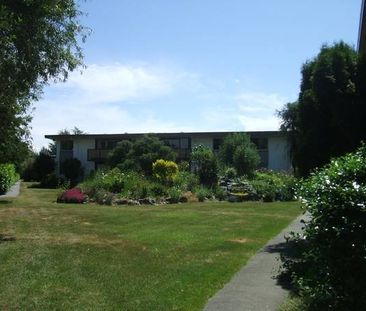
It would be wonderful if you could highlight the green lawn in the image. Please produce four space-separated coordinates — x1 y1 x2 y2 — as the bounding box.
0 183 300 310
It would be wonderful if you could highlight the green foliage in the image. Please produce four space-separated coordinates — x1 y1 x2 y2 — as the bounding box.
252 170 296 201
32 148 55 181
178 161 190 172
279 42 366 176
282 145 366 310
233 145 260 176
152 159 179 185
0 164 19 194
39 173 63 189
174 171 199 192
219 133 260 176
195 186 212 202
81 169 136 195
191 145 219 188
249 179 276 202
60 158 83 185
148 183 168 197
107 135 176 176
167 187 181 203
94 189 114 205
213 186 227 201
81 169 155 200
0 1 86 167
107 140 133 168
224 167 237 179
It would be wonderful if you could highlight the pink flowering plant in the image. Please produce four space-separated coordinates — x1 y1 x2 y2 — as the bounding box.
57 187 87 204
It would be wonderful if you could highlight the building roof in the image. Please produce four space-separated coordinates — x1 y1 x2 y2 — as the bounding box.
45 130 284 140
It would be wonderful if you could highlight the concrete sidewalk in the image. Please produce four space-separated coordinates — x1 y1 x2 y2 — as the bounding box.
0 181 21 198
203 213 308 311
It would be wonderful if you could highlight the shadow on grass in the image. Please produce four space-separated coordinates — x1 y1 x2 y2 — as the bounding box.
0 200 11 205
27 182 42 188
0 234 16 243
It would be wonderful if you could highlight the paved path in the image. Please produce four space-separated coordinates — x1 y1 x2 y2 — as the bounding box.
203 213 308 311
0 181 21 198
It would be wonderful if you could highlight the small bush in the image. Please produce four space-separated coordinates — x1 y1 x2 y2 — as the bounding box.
152 159 179 185
99 168 126 193
214 186 227 201
174 171 199 192
195 186 212 202
167 187 181 203
224 167 237 179
94 189 114 205
57 187 87 204
251 170 296 201
250 180 276 202
40 173 63 189
0 164 18 194
149 183 168 197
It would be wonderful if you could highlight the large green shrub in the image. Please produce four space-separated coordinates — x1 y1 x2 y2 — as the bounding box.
251 170 296 201
191 145 218 188
282 145 366 310
219 133 260 176
107 134 176 176
0 163 18 194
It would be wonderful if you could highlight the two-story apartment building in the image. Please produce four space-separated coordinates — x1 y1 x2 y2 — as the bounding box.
45 131 292 176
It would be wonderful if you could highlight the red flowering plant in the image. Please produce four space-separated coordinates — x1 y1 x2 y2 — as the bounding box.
57 187 87 204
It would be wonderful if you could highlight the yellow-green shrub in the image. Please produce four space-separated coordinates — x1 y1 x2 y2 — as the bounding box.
152 159 178 185
0 163 19 194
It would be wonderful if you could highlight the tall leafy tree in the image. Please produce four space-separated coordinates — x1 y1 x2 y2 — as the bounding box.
279 42 366 176
0 0 87 167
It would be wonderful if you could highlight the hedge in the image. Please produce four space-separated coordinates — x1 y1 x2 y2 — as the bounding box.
0 164 19 194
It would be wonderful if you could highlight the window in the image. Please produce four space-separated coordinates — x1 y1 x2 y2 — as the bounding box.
213 138 223 151
180 138 189 149
251 138 268 150
166 138 180 149
96 139 119 150
60 140 73 150
165 137 190 150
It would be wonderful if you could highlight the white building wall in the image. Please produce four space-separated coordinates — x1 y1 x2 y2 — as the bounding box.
191 136 213 149
73 138 95 176
268 136 292 171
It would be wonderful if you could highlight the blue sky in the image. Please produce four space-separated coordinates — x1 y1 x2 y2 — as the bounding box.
33 0 362 150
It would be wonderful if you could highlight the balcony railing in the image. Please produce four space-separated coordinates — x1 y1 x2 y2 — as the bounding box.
87 149 111 162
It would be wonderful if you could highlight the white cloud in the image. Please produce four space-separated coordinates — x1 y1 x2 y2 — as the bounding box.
56 63 177 105
201 91 287 131
236 92 287 130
